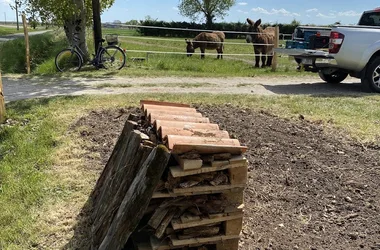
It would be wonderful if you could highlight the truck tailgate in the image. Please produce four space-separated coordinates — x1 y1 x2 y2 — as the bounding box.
274 48 330 57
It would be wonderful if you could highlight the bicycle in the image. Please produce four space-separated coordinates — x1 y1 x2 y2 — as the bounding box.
55 33 126 72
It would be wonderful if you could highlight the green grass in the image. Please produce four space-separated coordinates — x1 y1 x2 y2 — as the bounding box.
1 93 380 249
0 31 68 73
0 26 19 36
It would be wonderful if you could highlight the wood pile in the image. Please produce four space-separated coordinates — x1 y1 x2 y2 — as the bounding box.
90 100 248 250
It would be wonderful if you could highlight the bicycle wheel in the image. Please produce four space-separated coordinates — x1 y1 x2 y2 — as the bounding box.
100 45 126 70
55 49 82 72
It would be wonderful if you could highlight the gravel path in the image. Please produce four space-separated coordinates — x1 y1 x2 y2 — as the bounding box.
2 74 365 102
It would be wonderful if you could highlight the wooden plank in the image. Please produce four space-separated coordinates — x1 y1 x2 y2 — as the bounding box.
180 213 201 223
172 144 247 155
155 208 177 239
97 145 171 250
216 239 239 250
148 198 185 229
147 109 203 118
140 100 191 108
172 184 245 194
170 162 247 178
178 158 203 170
91 120 137 207
211 160 230 168
222 191 245 206
180 226 220 239
148 208 170 230
0 72 6 124
150 113 210 124
155 120 219 131
143 104 196 113
159 127 230 140
228 155 247 164
152 187 245 199
224 218 243 235
170 235 239 247
172 213 243 230
166 135 240 151
228 165 248 185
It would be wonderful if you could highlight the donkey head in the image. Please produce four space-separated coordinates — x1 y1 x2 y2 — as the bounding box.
185 39 195 57
246 18 262 43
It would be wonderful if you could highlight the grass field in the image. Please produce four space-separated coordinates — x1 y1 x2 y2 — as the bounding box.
0 26 20 36
1 93 380 249
0 27 309 77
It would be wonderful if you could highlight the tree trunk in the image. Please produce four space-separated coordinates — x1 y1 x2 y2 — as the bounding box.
63 0 89 61
205 13 214 30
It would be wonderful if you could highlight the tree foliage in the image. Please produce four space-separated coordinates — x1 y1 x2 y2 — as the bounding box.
25 0 114 26
178 0 236 29
24 0 115 60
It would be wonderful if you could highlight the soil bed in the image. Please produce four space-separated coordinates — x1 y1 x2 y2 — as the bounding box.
73 105 380 250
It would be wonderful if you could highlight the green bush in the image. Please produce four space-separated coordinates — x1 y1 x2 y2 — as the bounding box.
0 32 68 73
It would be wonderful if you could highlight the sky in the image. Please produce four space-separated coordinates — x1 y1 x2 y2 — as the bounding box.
0 0 379 26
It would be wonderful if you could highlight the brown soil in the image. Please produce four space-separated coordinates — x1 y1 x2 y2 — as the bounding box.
73 105 380 250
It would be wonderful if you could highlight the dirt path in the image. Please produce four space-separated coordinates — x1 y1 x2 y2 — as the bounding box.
2 75 365 102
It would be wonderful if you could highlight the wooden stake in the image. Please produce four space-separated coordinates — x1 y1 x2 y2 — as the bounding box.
0 71 5 123
271 26 280 72
21 14 30 74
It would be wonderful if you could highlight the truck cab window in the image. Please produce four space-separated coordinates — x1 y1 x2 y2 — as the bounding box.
359 13 380 26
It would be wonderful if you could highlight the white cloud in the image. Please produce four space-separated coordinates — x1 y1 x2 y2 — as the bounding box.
172 7 179 11
251 7 300 17
251 7 271 15
237 9 249 14
238 2 248 5
306 8 318 12
338 10 361 17
316 13 336 18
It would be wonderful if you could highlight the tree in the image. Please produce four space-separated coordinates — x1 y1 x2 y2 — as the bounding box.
26 0 115 61
290 19 301 27
178 0 236 29
9 0 22 30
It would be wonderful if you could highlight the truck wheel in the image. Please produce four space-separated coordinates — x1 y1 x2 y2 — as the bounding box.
363 57 380 93
318 70 348 83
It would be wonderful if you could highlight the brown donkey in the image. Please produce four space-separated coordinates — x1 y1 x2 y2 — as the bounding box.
246 18 274 68
186 31 225 59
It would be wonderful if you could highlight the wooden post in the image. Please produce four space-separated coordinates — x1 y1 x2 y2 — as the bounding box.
0 71 6 123
271 26 280 72
21 14 30 74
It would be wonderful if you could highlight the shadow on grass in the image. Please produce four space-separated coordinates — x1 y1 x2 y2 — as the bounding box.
62 196 94 250
261 81 378 97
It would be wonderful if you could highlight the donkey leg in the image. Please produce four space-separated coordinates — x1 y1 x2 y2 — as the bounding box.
254 48 260 67
201 48 205 59
261 55 267 68
267 55 273 67
255 55 260 68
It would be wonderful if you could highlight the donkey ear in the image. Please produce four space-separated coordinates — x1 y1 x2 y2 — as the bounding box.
255 19 262 26
247 18 254 25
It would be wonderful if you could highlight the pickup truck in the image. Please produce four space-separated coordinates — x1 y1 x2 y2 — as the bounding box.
276 8 380 93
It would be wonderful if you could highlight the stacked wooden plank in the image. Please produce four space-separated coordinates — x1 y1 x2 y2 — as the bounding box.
134 100 248 250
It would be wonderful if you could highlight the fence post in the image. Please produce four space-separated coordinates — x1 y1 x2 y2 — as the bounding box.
22 14 30 74
271 26 280 72
0 71 6 124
